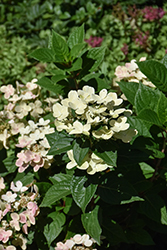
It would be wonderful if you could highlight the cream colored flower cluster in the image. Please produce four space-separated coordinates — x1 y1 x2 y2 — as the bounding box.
0 177 39 250
67 149 113 175
53 86 137 143
113 57 155 88
55 234 97 250
15 118 55 172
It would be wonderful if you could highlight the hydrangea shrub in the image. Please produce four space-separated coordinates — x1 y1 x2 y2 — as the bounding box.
1 25 167 249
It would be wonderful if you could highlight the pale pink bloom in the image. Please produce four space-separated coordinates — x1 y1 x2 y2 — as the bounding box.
10 181 28 193
26 79 38 90
3 204 11 217
0 85 15 99
21 91 37 100
27 202 39 216
9 94 22 103
115 66 131 79
1 191 17 203
73 234 83 244
5 103 15 111
10 122 24 135
0 228 12 243
65 240 75 249
55 242 70 250
0 177 5 191
10 213 20 231
19 213 27 224
15 102 32 119
29 100 44 117
15 135 33 148
6 246 16 250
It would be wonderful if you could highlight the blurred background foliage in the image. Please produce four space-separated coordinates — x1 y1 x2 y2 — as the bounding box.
1 0 167 84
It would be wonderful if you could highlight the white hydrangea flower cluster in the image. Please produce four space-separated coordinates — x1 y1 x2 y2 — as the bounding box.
66 149 113 175
55 234 97 250
52 85 137 143
15 118 55 172
0 178 40 250
113 57 155 89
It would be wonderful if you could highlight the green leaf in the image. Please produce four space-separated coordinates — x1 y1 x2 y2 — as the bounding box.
66 57 83 72
94 140 117 167
137 109 162 126
120 196 144 204
161 206 167 225
40 175 71 207
14 172 34 186
118 81 139 105
3 155 17 174
137 60 167 92
140 194 165 223
87 46 106 72
98 172 137 205
127 117 152 138
71 175 97 212
70 43 86 59
134 82 160 114
161 54 167 68
157 93 167 125
49 173 72 185
127 228 154 245
102 218 128 245
98 174 137 205
81 206 102 245
29 48 55 62
44 212 66 246
36 77 57 94
46 131 73 155
67 24 85 49
51 74 67 83
52 30 69 61
139 163 155 179
72 138 90 166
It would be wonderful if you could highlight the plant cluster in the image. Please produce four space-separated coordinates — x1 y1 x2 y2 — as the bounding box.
1 24 167 250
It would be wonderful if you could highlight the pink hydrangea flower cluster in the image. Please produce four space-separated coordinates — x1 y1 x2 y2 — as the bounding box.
15 118 54 172
0 178 39 250
113 57 155 89
55 234 97 250
142 6 165 21
85 36 103 47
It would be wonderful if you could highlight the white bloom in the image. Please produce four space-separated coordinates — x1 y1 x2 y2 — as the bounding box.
92 126 113 140
89 106 107 114
110 116 129 132
1 191 17 203
10 181 28 193
66 150 89 170
78 85 95 103
53 103 69 120
69 121 90 135
62 91 87 114
37 118 50 126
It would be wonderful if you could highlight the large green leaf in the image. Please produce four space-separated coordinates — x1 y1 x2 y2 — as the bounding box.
94 140 117 167
44 212 66 246
71 175 97 212
72 138 90 166
49 173 72 185
46 131 73 155
98 173 138 205
70 43 86 59
67 24 85 49
137 60 167 92
134 82 160 114
87 46 106 72
126 228 154 245
40 175 71 207
118 81 139 105
127 117 152 138
157 92 167 125
29 48 55 62
140 194 165 223
102 218 128 245
36 77 58 94
137 109 162 127
81 206 102 245
52 30 69 61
